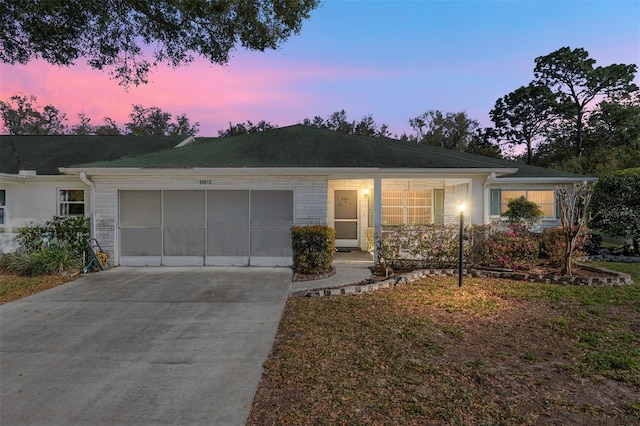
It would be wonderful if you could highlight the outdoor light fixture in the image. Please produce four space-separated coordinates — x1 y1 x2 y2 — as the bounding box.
458 202 466 287
363 188 369 197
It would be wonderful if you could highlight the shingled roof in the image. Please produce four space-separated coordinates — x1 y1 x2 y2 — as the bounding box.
0 135 187 175
69 125 590 179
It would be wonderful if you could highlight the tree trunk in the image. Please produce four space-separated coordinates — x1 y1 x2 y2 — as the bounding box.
562 237 574 276
575 109 583 158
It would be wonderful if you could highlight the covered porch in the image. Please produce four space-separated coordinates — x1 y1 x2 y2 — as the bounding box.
326 176 484 254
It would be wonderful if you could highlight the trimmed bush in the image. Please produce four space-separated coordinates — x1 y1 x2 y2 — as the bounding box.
380 224 468 268
291 226 336 274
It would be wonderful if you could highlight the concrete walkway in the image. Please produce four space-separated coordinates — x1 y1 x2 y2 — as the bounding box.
0 267 292 426
290 250 374 294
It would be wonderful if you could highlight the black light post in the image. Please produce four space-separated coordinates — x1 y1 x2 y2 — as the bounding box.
458 203 465 287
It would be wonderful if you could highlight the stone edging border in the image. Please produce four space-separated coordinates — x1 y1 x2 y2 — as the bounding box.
292 266 336 282
298 264 633 298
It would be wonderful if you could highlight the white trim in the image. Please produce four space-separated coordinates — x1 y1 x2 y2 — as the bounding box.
494 177 597 183
206 256 249 266
249 256 293 267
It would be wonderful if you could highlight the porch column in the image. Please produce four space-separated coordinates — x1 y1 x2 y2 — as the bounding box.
373 177 382 263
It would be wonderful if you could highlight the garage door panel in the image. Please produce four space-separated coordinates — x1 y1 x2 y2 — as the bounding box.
207 228 249 256
207 190 249 227
250 228 293 257
250 190 293 227
163 228 204 256
163 191 205 227
120 228 162 256
120 191 161 227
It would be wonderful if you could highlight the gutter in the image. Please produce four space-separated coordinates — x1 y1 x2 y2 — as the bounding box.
483 172 496 223
79 172 96 239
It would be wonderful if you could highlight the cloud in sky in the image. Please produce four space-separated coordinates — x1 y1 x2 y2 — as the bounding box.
1 0 638 137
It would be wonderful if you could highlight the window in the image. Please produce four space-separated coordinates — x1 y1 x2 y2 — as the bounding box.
491 189 556 218
59 189 85 216
382 190 432 224
0 190 5 225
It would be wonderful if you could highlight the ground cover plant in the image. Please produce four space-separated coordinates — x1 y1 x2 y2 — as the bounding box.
249 266 640 425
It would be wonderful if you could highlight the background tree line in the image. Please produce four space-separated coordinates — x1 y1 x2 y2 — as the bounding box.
0 95 199 136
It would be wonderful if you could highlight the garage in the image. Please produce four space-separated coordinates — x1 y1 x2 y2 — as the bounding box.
119 190 293 266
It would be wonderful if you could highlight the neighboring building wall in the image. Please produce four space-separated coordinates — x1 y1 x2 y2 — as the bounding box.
0 175 89 252
89 173 328 265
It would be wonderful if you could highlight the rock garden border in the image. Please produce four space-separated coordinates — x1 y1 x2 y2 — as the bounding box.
297 263 633 298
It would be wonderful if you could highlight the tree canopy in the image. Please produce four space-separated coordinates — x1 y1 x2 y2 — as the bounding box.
0 0 319 86
533 46 638 158
489 83 556 165
408 110 480 152
589 167 640 254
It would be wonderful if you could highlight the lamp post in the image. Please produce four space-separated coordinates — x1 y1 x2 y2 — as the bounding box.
458 202 465 287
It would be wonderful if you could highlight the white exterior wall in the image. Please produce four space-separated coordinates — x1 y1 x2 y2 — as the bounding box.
89 173 328 265
0 175 89 252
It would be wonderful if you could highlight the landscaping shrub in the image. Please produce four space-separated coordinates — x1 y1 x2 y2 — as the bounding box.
470 223 539 271
3 216 90 276
380 224 470 268
291 226 336 274
538 227 588 266
16 216 90 257
0 247 81 276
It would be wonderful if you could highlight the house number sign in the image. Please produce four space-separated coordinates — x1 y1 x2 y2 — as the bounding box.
199 179 213 185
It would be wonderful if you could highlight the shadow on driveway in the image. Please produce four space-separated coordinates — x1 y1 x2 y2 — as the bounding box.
0 267 292 426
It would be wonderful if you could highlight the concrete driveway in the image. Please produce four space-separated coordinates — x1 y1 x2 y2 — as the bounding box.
0 267 292 426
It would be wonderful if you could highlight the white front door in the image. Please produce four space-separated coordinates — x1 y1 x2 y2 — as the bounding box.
334 190 359 247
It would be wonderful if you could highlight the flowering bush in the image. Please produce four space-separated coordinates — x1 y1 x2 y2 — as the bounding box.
538 227 589 267
470 223 539 271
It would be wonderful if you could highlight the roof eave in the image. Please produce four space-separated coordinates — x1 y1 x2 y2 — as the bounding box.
61 167 519 177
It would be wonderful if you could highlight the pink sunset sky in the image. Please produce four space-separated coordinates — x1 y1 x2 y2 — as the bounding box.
1 0 639 137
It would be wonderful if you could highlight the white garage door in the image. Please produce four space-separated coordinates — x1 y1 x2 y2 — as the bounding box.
119 190 293 266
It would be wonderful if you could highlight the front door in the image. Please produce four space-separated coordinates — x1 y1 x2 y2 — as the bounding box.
334 190 359 247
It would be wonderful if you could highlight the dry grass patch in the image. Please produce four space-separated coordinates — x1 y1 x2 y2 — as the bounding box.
249 276 640 425
0 273 78 304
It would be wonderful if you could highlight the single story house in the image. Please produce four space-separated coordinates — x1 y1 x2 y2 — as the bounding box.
0 134 194 252
48 125 594 267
